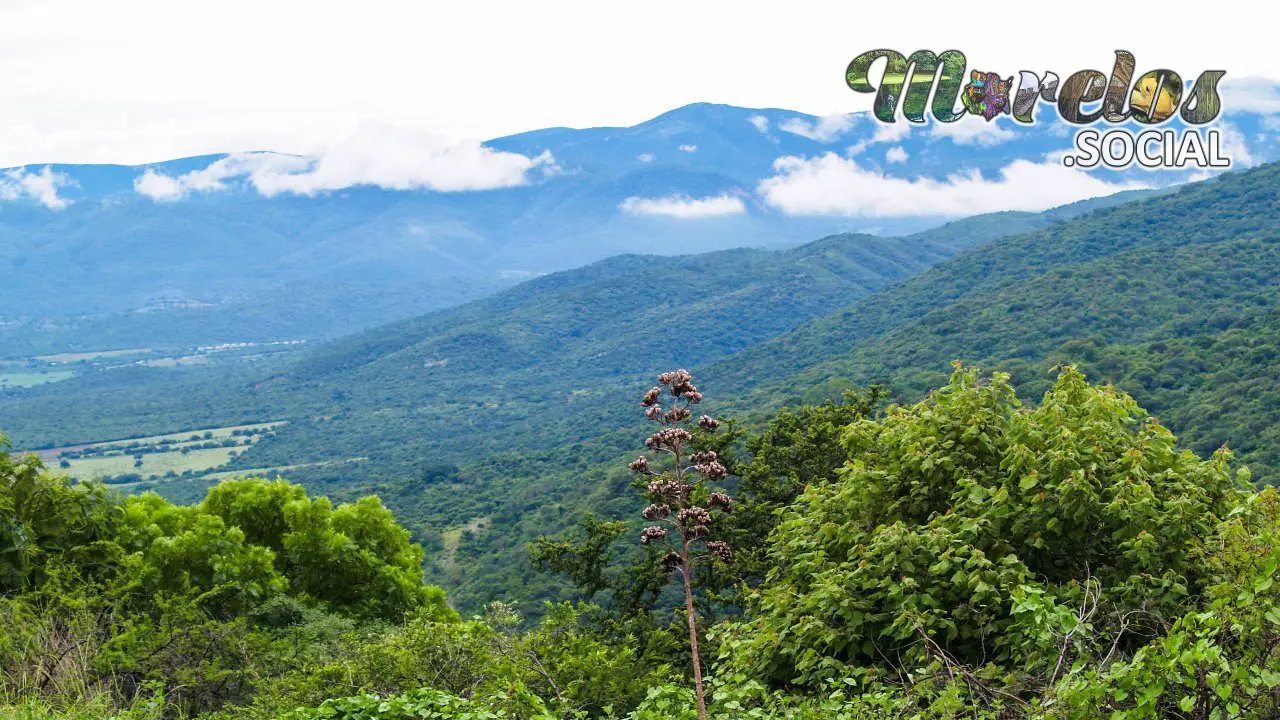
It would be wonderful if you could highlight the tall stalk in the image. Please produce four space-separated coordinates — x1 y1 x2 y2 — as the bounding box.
631 369 733 720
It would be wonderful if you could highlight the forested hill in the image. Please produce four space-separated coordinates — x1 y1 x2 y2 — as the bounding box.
0 184 1179 610
0 197 1133 458
708 161 1280 476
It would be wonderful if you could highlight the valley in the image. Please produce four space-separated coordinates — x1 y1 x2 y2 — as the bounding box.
8 12 1280 717
5 111 1280 615
0 180 1210 609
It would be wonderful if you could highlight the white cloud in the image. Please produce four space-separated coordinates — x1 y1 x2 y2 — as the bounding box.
636 153 654 163
133 169 183 201
0 166 75 209
679 144 697 153
133 125 557 200
778 113 854 143
1216 121 1254 167
846 117 913 156
748 115 769 133
1045 121 1071 138
1221 77 1280 114
619 193 745 218
135 154 295 200
930 116 1016 146
884 146 909 164
135 153 310 201
757 153 1148 218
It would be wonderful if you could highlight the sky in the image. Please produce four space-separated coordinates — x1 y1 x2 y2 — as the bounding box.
1 0 1277 167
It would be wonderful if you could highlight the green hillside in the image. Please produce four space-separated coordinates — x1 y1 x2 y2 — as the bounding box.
0 206 1080 457
0 195 1153 610
705 163 1280 476
410 165 1280 609
4 162 1280 616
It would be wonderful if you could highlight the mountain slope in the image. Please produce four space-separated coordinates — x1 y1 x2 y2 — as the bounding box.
0 105 879 356
0 209 1040 452
8 100 1271 357
706 162 1280 475
427 163 1280 609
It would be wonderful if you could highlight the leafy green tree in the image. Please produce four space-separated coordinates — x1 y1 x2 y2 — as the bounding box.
120 495 286 616
0 437 119 592
282 494 450 621
530 512 628 602
704 387 887 608
202 478 306 553
726 365 1247 689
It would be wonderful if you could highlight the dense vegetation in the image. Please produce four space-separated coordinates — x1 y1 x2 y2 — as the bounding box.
710 164 1280 476
0 208 1060 453
0 193 1150 609
7 365 1280 719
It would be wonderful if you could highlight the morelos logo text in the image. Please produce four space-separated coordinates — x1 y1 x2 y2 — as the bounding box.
847 50 1230 169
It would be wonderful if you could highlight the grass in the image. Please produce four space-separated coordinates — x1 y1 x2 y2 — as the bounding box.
60 447 245 482
36 421 285 456
38 421 287 482
34 348 151 363
439 517 490 570
0 371 75 388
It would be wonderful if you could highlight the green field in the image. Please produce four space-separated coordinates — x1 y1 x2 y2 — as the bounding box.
0 370 75 388
41 421 286 482
199 456 367 481
439 517 490 570
35 348 151 363
62 446 245 481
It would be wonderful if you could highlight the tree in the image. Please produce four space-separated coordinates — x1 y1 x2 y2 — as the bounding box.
529 512 627 601
202 478 306 553
0 437 119 592
704 386 888 608
727 364 1247 693
282 494 452 621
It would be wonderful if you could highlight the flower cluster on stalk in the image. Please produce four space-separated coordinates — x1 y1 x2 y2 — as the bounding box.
629 369 735 568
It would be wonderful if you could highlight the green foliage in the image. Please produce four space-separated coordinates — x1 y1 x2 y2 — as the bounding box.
9 361 1280 719
282 494 443 621
530 514 628 602
277 688 531 720
707 387 889 605
0 436 120 593
1046 488 1280 718
0 447 454 718
203 478 307 553
726 366 1246 687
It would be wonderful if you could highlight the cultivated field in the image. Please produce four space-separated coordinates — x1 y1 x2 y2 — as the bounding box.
40 421 287 482
0 370 75 388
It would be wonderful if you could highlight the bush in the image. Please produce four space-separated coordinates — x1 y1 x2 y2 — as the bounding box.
725 365 1247 689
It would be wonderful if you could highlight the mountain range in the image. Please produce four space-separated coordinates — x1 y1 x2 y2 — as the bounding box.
4 100 1280 609
5 101 1275 357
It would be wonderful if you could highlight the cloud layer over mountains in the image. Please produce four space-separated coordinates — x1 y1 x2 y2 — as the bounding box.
3 97 1277 225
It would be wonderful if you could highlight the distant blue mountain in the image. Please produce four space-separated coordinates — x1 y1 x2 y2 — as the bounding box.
2 102 1275 355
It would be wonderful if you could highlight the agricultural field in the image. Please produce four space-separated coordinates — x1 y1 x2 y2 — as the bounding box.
0 369 75 388
35 348 151 363
38 421 286 484
2 341 307 395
